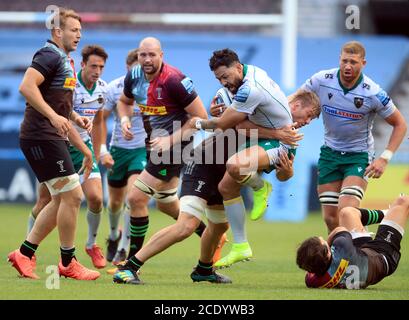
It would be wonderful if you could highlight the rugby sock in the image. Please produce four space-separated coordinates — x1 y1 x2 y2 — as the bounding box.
194 221 207 237
27 212 36 235
118 208 131 251
108 206 122 241
86 209 102 249
128 216 149 258
223 197 247 243
238 172 264 191
195 260 213 276
358 208 385 225
126 256 144 272
20 240 38 259
60 246 76 267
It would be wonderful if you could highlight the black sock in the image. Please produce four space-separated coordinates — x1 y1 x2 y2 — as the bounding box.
128 216 149 259
60 247 76 267
126 256 144 272
194 221 207 237
20 240 38 259
195 260 213 276
358 208 385 225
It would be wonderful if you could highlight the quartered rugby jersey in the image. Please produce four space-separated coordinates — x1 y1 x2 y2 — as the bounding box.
305 231 370 289
123 62 198 136
72 70 107 141
104 75 146 149
301 68 396 153
231 64 293 130
20 40 77 140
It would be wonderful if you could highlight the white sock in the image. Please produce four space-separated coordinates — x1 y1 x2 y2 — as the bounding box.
118 208 131 251
86 209 102 249
27 212 36 236
224 197 247 243
239 172 264 191
108 206 122 241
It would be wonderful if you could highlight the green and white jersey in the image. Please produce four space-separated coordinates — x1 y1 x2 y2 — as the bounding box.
73 70 108 141
231 64 292 129
301 68 396 153
104 75 146 149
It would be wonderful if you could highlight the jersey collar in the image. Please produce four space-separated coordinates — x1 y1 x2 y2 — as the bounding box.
337 69 363 95
242 64 248 78
78 70 97 96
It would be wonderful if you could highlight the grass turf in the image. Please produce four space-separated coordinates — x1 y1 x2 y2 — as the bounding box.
1 203 409 300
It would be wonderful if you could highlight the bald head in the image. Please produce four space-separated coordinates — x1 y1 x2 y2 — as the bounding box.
139 37 162 52
138 37 164 78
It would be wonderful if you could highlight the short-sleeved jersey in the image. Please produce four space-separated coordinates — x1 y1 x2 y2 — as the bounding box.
231 64 292 129
104 75 146 149
72 70 108 141
305 231 370 289
20 40 77 140
123 63 198 136
301 68 396 153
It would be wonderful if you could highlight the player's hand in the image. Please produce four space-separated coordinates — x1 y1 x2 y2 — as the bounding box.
121 117 134 140
75 116 93 133
50 114 71 137
209 96 226 117
150 135 172 153
276 124 304 147
101 153 114 169
188 116 202 129
364 158 388 179
276 151 294 172
78 151 93 181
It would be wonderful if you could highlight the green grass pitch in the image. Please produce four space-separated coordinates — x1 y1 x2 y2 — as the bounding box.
1 203 409 300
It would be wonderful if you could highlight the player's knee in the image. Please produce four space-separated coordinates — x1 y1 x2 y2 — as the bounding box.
395 195 409 211
109 198 123 213
225 162 242 180
87 193 103 209
217 181 229 197
339 206 356 220
174 221 197 241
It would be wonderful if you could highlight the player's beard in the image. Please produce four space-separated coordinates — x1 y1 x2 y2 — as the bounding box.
143 64 157 75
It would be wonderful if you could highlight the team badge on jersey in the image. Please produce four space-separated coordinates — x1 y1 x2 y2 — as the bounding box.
354 97 364 108
328 93 333 100
97 95 105 104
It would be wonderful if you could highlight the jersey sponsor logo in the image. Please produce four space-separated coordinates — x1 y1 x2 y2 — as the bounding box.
323 105 364 120
75 108 99 116
354 97 364 108
375 89 391 106
234 85 250 103
325 73 334 79
320 258 349 288
181 77 194 94
63 77 76 89
138 104 167 115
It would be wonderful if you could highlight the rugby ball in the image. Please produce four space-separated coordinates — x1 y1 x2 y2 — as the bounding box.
215 87 233 106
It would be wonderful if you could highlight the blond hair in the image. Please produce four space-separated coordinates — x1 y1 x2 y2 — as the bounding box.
288 89 321 118
341 41 366 58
